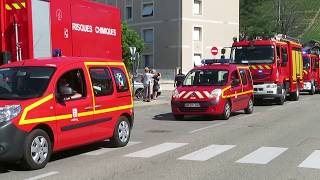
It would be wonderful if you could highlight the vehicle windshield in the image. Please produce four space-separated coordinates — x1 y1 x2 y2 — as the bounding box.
233 45 275 64
303 56 311 70
183 69 228 86
0 67 55 100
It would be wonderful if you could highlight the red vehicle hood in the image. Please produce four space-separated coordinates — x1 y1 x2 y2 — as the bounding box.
176 86 224 101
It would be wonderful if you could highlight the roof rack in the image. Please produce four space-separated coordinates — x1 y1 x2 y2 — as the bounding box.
273 34 300 44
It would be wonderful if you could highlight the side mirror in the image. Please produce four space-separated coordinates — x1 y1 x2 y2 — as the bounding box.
231 79 240 87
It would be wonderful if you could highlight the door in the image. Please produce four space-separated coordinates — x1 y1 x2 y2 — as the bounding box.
55 66 94 149
230 70 243 111
88 67 116 140
239 69 251 107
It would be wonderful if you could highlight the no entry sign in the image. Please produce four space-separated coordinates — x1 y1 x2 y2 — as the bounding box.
211 47 218 56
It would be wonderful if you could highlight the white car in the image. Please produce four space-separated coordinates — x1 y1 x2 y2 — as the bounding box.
132 80 161 100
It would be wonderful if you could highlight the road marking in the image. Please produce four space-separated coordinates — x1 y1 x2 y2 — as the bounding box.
236 147 288 164
125 142 188 158
84 141 141 156
267 106 282 111
237 113 259 120
25 171 59 180
178 144 236 161
298 150 320 169
286 101 298 105
189 122 226 134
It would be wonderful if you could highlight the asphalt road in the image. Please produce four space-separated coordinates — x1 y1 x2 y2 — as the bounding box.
1 92 320 180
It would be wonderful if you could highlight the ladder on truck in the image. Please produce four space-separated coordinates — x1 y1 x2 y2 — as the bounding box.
274 34 301 44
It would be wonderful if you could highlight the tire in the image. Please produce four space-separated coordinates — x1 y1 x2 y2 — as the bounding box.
221 101 231 120
244 98 254 114
173 114 184 120
290 84 300 101
309 83 315 95
277 87 286 105
110 116 131 147
21 129 52 170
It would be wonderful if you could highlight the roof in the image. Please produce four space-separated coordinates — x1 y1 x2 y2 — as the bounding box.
193 63 248 71
0 57 123 68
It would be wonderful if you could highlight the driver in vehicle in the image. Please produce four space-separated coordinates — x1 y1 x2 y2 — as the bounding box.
58 79 82 100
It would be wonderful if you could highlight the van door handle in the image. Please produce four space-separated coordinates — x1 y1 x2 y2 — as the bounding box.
84 106 93 111
94 105 102 109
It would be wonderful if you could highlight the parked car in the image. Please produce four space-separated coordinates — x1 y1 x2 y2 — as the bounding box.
133 74 161 100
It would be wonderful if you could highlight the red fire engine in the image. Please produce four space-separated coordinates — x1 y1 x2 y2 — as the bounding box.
232 34 304 105
0 0 122 64
302 52 319 94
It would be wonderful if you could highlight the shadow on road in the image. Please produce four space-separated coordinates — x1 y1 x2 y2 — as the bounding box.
153 112 244 121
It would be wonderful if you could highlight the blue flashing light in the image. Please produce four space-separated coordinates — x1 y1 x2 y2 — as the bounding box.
201 59 231 65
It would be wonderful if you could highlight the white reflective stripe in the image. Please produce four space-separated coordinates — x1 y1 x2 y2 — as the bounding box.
25 172 59 180
84 141 141 156
203 91 211 98
125 142 188 158
179 91 186 98
183 91 193 99
178 144 235 161
236 147 288 164
195 91 204 99
298 150 320 169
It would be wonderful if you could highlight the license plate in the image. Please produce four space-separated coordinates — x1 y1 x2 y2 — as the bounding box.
184 103 200 108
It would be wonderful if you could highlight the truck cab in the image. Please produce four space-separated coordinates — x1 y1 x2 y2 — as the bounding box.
171 60 254 120
232 34 304 105
302 53 319 94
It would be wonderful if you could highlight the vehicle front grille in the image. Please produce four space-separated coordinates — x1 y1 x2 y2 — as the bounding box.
179 107 209 112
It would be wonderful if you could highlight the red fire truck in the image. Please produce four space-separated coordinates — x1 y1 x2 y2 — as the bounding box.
232 34 304 105
0 0 122 64
302 52 319 94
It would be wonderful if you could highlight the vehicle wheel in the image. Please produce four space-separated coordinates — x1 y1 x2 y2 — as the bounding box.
173 114 184 120
110 116 131 147
221 101 231 120
277 87 286 105
309 83 315 95
244 98 254 114
22 129 52 170
290 84 300 101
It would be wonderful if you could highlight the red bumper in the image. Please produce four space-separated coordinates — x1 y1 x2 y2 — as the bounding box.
171 99 225 116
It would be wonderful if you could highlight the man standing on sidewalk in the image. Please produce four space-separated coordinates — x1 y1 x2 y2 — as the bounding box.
174 68 185 87
142 67 153 102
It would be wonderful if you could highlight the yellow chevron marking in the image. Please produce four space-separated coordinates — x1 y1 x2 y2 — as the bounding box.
258 65 264 69
12 3 21 9
21 2 26 8
5 4 12 10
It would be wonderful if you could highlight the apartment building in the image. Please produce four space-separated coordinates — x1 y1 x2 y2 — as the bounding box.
96 0 239 80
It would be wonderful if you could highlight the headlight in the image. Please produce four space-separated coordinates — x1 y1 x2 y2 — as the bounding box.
0 105 22 123
172 89 180 99
208 89 222 98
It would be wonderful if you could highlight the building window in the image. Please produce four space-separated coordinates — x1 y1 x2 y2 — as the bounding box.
193 54 202 67
142 29 153 43
193 27 202 41
193 0 202 15
125 6 132 20
143 55 153 68
142 3 154 17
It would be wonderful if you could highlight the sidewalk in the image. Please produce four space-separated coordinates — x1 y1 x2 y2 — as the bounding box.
134 90 172 108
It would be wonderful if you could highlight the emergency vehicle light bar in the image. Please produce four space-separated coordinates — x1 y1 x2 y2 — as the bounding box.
274 34 300 44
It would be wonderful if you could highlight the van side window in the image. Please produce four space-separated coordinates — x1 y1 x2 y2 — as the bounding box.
239 69 247 85
282 47 288 63
56 69 87 101
111 68 129 92
90 68 114 96
231 70 240 87
246 69 253 85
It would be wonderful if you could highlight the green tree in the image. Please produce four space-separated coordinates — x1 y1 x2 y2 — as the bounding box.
121 22 144 72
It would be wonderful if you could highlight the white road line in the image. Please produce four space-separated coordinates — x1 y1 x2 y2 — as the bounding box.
125 142 188 158
189 122 226 134
286 101 298 105
84 141 141 156
236 147 288 164
25 171 59 180
237 113 259 120
298 150 320 169
267 106 282 111
178 144 236 161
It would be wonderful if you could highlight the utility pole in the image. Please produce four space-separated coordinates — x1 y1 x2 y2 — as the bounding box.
278 0 281 31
